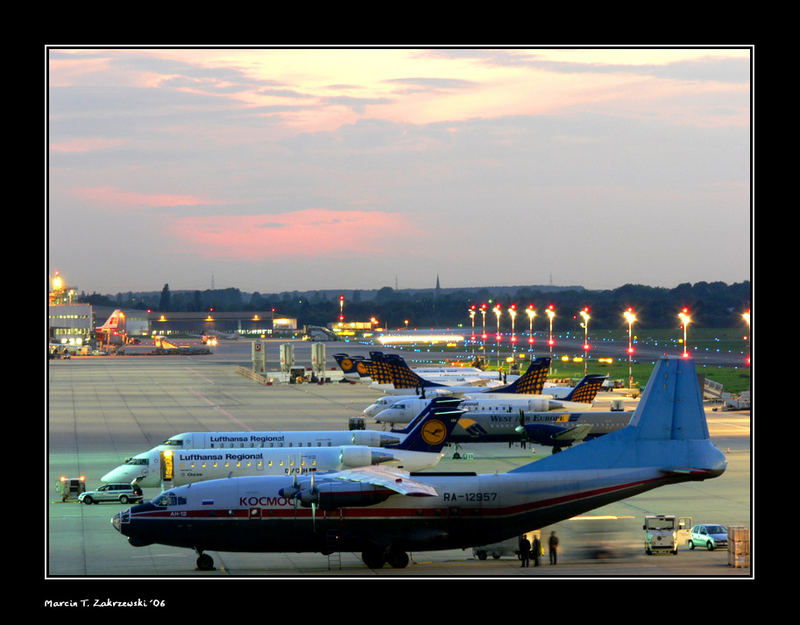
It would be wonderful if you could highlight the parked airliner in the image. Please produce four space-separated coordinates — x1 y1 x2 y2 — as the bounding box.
101 398 463 487
112 357 726 571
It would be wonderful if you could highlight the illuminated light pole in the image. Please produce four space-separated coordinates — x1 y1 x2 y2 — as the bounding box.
742 308 750 366
579 306 590 376
509 304 518 354
493 304 502 369
480 303 488 363
545 304 556 373
339 295 345 324
526 305 536 355
678 307 692 359
469 305 476 356
623 307 637 390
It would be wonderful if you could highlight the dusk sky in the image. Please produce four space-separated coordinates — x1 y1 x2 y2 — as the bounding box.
47 47 752 295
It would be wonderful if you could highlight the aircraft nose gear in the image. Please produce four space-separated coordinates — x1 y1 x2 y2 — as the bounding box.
195 549 215 571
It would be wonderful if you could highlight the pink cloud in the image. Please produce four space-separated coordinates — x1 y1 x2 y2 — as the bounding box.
171 208 422 260
73 185 222 209
50 138 128 153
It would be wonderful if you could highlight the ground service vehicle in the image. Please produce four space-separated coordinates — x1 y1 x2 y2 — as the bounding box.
688 524 728 551
56 476 86 502
643 514 692 554
79 483 144 505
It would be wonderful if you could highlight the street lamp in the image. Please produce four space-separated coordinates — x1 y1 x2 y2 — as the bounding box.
480 303 487 362
509 304 518 354
623 307 637 390
678 307 692 358
742 308 750 366
545 304 556 372
525 305 536 355
469 305 476 356
579 306 590 375
339 295 345 324
493 304 502 368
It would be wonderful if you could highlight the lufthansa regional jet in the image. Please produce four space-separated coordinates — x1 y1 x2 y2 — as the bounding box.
111 356 727 571
101 398 463 487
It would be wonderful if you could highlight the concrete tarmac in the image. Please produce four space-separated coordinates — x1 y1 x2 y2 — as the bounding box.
46 343 752 582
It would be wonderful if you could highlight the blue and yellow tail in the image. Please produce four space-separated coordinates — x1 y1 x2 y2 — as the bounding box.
562 374 607 403
371 352 447 389
385 397 463 453
487 357 550 395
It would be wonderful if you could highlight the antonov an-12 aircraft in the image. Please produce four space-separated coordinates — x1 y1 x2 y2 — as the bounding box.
112 357 727 571
101 398 463 487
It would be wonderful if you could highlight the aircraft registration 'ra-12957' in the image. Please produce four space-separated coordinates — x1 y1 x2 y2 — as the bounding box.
101 398 463 488
112 357 727 571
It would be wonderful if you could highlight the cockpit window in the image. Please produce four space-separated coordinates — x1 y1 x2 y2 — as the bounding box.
152 493 187 507
125 458 149 466
160 439 184 447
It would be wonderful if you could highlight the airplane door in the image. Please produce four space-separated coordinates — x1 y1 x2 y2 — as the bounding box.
160 451 174 481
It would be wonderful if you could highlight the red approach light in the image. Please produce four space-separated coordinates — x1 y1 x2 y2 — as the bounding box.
481 303 487 310
470 335 476 341
548 338 555 346
511 336 518 343
496 335 502 342
682 352 690 358
583 343 589 351
627 347 635 355
481 333 488 340
528 337 535 344
339 315 344 321
746 356 751 366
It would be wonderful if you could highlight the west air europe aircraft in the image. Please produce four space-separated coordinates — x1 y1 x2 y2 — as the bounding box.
385 391 632 453
112 356 726 571
101 398 463 487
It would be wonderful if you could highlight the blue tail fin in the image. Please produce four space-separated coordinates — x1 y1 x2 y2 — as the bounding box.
385 396 463 453
333 353 362 377
486 357 550 394
372 352 447 389
367 351 398 385
511 357 727 476
563 374 607 403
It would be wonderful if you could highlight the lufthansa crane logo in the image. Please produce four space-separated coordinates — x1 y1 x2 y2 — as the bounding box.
421 419 447 446
356 362 368 374
341 358 353 371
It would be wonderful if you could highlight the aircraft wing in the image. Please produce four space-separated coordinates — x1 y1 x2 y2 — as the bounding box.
551 423 593 443
330 466 438 497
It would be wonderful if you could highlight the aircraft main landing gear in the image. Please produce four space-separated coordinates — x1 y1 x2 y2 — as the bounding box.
195 550 215 571
361 545 410 569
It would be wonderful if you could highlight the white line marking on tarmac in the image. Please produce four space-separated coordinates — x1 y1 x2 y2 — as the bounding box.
187 387 253 431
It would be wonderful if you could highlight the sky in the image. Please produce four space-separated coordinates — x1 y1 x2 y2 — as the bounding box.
47 47 752 295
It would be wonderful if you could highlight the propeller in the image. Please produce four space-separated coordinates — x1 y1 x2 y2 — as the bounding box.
515 409 529 441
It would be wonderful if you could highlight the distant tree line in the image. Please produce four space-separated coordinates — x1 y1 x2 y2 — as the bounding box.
78 281 750 330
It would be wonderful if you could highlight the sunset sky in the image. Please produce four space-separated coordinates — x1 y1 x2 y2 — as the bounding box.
47 47 752 294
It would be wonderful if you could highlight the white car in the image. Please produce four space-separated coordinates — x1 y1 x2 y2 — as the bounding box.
78 483 144 505
687 524 728 551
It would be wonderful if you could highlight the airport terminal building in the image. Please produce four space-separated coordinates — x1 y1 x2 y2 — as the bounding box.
144 310 297 338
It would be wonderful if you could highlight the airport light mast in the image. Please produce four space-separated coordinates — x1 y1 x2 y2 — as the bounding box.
623 307 637 390
469 305 476 356
545 304 556 373
480 303 487 360
493 304 502 369
579 306 590 375
678 308 692 358
742 308 750 366
526 305 536 355
509 304 517 354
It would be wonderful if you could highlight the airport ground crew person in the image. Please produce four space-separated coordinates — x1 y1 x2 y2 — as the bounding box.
532 534 541 567
549 531 559 565
519 536 531 568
